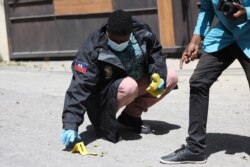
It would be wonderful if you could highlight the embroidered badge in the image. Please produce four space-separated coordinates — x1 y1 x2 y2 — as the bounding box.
74 60 88 74
104 66 112 79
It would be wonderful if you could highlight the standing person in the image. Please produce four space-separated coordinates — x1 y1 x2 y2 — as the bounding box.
160 0 250 164
60 10 178 147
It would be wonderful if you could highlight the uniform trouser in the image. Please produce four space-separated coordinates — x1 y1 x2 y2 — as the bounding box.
116 68 178 117
186 43 250 154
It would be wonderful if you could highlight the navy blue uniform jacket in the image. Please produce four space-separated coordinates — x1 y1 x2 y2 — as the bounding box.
62 19 167 143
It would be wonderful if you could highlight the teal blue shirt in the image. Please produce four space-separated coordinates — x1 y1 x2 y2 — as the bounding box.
194 0 250 59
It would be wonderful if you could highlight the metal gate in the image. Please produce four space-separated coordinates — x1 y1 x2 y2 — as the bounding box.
4 0 199 60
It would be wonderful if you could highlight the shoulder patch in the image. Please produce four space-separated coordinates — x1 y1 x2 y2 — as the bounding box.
74 60 88 74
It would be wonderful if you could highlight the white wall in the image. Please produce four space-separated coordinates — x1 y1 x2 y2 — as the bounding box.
0 0 9 62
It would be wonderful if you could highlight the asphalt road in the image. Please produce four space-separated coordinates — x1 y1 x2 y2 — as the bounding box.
0 59 249 167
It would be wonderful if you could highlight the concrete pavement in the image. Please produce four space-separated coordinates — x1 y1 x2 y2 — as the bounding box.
0 59 249 167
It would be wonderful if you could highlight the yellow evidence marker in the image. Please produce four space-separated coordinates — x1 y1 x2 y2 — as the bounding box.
146 73 165 98
71 142 97 156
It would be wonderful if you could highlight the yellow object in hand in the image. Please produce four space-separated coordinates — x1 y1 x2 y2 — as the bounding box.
146 73 165 98
71 142 97 156
148 73 161 90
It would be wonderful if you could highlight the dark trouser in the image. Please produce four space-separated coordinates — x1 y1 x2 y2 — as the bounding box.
186 43 250 153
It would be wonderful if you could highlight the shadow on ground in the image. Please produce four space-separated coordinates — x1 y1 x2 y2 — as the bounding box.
79 120 181 145
207 133 250 158
143 120 181 135
120 120 180 140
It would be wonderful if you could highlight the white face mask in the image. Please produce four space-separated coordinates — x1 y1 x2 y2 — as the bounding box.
108 38 129 52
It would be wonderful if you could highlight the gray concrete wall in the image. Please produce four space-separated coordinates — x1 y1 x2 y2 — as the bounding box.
0 0 9 62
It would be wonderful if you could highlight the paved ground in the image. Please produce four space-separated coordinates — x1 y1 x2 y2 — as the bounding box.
0 59 249 167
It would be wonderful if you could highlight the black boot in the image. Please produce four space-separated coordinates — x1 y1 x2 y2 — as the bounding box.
117 112 151 134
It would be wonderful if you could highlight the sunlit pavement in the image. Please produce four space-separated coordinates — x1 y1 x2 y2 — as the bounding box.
0 59 249 167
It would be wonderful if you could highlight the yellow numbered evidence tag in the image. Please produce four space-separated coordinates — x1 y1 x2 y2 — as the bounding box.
146 73 165 98
71 142 97 156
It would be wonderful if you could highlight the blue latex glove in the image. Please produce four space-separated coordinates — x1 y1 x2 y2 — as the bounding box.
60 129 80 146
157 78 165 92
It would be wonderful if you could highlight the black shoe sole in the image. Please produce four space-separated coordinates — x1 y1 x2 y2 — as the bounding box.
160 159 207 164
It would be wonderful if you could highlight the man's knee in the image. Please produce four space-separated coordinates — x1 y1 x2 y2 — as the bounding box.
166 68 178 90
120 77 138 96
117 77 138 105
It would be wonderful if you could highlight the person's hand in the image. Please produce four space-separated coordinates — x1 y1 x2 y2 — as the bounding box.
60 129 80 146
227 3 247 20
180 43 199 69
180 35 201 69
